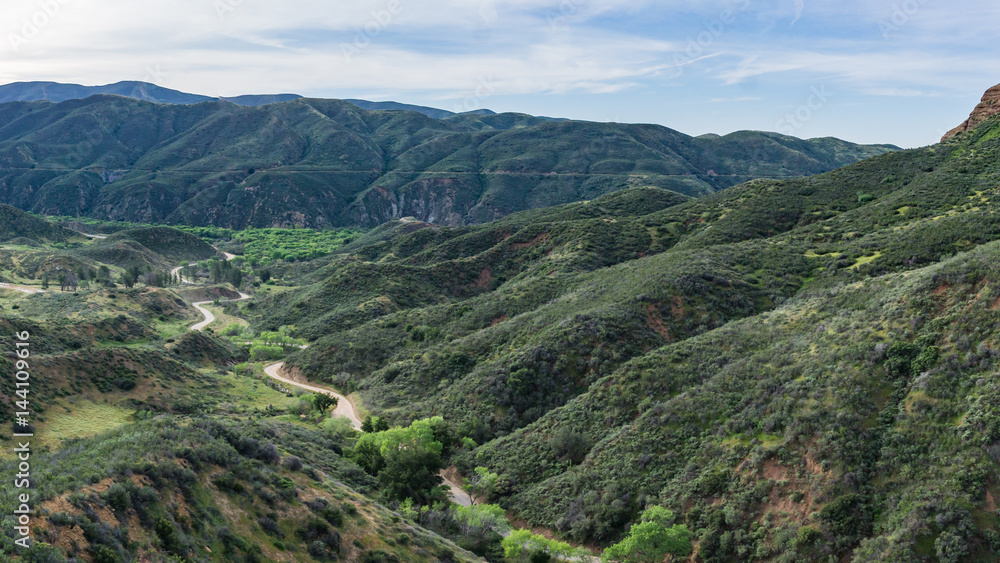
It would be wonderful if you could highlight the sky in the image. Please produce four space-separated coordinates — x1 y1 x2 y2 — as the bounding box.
2 0 999 148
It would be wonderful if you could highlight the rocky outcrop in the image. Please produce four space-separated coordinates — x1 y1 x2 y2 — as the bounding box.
943 83 1000 142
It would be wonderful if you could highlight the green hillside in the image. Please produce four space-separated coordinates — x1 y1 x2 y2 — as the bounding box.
0 204 72 242
0 96 895 229
242 114 1000 561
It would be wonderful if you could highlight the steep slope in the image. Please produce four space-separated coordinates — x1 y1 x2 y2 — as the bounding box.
943 82 1000 141
249 111 1000 561
0 418 480 562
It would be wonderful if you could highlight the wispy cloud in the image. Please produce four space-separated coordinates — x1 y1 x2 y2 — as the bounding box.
0 0 997 147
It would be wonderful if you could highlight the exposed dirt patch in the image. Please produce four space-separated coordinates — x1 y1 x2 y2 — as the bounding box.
763 460 790 481
490 315 508 327
932 283 951 296
646 305 671 341
475 268 493 289
987 490 997 512
758 460 820 525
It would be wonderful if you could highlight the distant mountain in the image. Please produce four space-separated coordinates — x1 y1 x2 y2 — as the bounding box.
0 81 214 105
0 81 490 118
0 95 897 229
221 93 304 107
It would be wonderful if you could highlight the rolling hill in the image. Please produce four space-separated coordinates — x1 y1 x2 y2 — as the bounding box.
0 204 73 242
0 94 895 229
243 98 1000 560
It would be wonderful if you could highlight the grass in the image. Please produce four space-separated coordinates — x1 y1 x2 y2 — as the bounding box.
217 372 299 412
34 400 133 451
850 251 883 269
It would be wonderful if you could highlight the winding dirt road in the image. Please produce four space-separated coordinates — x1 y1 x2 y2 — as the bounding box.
180 253 472 505
264 361 363 431
190 292 251 332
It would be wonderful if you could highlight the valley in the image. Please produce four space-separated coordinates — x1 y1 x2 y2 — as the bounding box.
1 81 999 562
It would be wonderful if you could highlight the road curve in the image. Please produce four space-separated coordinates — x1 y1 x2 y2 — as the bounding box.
179 251 473 505
170 263 197 285
264 361 363 431
263 362 471 505
190 292 251 332
443 476 473 507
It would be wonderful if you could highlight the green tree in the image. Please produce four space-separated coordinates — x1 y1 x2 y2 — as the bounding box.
352 417 447 504
502 529 576 562
602 507 693 562
469 466 500 504
313 393 338 413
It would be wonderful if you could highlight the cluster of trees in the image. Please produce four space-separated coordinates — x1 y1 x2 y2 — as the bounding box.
351 417 454 505
222 325 305 361
41 265 181 291
231 228 360 264
207 258 244 287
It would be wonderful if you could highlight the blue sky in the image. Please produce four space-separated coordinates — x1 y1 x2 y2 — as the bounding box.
1 0 998 147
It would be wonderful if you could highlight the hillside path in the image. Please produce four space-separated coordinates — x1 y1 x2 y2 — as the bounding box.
190 292 251 331
181 252 472 505
263 361 363 430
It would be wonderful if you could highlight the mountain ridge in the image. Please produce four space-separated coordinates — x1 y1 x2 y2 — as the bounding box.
0 80 488 119
0 95 897 229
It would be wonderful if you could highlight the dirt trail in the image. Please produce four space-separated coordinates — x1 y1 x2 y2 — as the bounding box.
263 361 363 431
190 292 251 331
0 282 44 294
181 251 474 505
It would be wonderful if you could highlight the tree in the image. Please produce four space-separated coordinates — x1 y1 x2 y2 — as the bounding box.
352 417 447 504
469 466 499 504
313 393 338 413
40 273 49 289
502 530 576 562
602 507 693 562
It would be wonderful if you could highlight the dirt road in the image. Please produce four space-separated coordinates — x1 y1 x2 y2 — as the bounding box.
264 361 363 430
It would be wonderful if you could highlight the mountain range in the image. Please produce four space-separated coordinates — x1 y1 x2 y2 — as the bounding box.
247 86 1000 561
1 82 1000 562
0 81 492 118
0 85 897 229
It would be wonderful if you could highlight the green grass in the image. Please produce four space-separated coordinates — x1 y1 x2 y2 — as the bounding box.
35 400 133 450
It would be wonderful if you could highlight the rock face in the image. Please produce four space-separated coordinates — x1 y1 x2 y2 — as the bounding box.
943 83 1000 141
